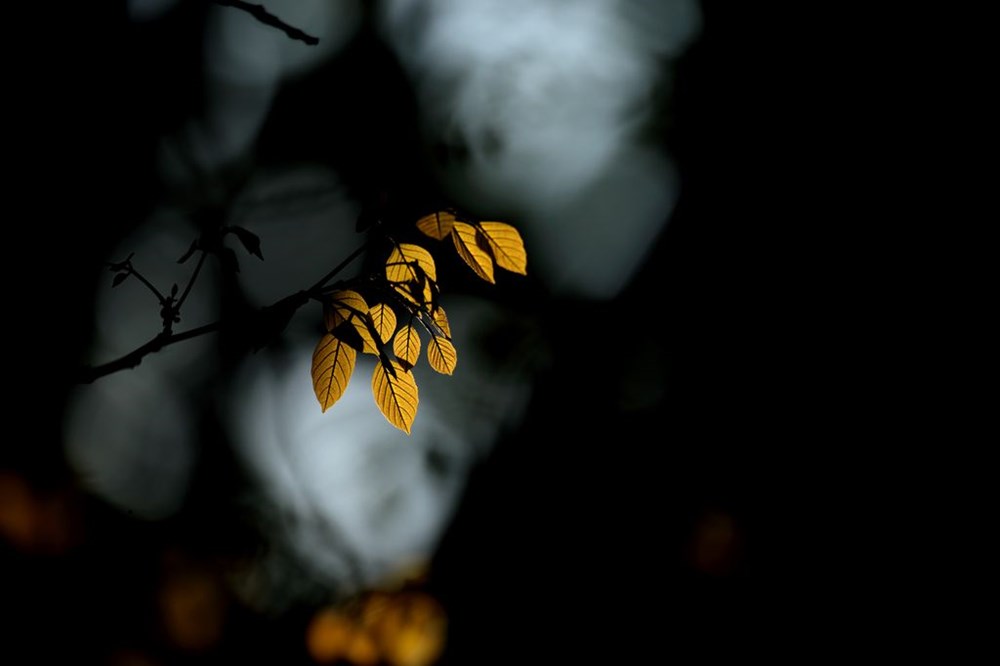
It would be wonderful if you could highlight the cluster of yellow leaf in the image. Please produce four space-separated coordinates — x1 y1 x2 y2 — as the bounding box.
415 211 527 283
307 591 446 666
311 212 526 435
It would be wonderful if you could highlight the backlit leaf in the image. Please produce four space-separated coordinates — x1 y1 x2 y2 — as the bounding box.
386 243 437 284
369 303 397 344
326 290 369 330
311 334 357 412
478 221 527 275
431 306 451 339
416 211 456 240
451 222 494 283
327 290 378 354
393 324 421 369
350 315 380 355
426 335 457 375
392 277 435 309
372 360 419 434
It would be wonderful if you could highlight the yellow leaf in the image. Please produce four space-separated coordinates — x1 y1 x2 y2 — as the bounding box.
340 315 379 355
415 211 456 240
426 335 457 375
479 221 527 275
311 333 357 412
431 306 451 339
372 360 419 434
326 292 378 354
393 324 421 369
351 317 380 355
369 303 397 344
325 290 368 331
451 222 494 283
392 279 434 309
386 243 437 284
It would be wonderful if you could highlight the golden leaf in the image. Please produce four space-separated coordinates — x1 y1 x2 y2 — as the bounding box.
311 334 357 412
352 318 380 355
431 306 451 339
326 290 378 354
479 221 528 275
369 303 398 344
325 290 368 331
393 324 421 369
386 243 437 284
451 222 494 283
372 360 419 434
426 335 457 376
392 279 434 309
415 211 456 241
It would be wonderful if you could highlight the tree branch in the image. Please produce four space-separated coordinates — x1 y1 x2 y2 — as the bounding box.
310 243 368 292
212 0 319 45
76 323 222 384
78 244 367 384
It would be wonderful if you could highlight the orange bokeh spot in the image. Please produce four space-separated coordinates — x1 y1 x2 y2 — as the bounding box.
160 571 226 651
0 472 35 549
372 593 446 666
308 591 447 666
307 608 357 663
0 472 80 554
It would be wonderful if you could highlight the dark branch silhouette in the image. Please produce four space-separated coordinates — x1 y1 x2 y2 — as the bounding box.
76 323 222 384
213 0 320 45
78 244 368 384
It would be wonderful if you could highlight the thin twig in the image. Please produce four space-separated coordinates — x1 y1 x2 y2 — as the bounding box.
212 0 319 45
79 245 367 384
129 265 167 304
309 244 367 292
176 251 207 309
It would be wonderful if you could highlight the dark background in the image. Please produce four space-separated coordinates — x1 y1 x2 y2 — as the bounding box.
4 2 825 663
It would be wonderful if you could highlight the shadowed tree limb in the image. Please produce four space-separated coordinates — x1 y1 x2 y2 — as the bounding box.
212 0 319 45
76 323 222 384
77 244 368 384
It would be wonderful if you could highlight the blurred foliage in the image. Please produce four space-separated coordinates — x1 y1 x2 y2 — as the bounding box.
307 591 446 666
